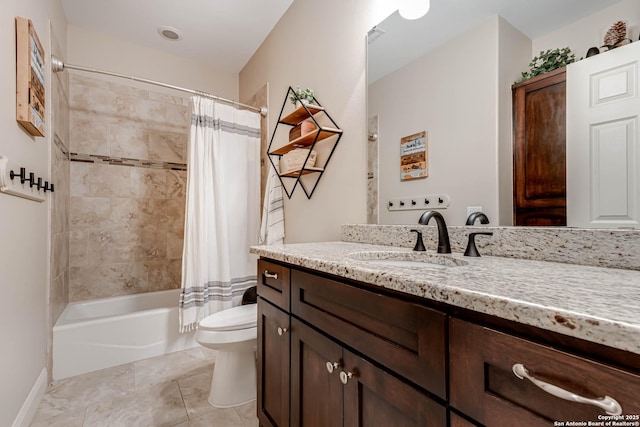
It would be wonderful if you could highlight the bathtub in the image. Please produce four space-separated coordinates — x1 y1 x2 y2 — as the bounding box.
52 289 198 380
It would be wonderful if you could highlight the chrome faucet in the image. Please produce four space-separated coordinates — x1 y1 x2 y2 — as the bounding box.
465 211 490 225
418 211 451 254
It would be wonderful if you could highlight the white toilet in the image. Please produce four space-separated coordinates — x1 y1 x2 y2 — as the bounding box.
196 303 258 408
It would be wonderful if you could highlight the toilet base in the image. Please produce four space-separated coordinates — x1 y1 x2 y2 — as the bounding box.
208 350 256 408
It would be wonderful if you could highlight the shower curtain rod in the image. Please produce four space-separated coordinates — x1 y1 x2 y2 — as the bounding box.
50 55 268 117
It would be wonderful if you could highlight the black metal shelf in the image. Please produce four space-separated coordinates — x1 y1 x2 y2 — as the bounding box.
267 87 343 199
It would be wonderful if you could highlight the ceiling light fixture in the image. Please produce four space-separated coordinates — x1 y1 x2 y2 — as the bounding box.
398 0 430 20
158 26 183 41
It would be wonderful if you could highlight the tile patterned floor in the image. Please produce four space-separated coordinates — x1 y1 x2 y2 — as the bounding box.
30 347 258 427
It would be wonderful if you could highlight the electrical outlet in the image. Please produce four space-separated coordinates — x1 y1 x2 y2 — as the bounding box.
466 206 482 217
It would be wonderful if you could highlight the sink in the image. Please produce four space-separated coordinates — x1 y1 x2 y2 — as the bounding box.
347 251 467 269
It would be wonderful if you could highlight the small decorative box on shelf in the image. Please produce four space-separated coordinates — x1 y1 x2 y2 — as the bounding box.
267 88 343 199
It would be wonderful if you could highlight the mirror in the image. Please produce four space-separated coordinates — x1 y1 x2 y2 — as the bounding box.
367 0 637 228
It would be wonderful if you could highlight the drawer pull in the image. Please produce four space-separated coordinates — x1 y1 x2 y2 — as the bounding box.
326 361 341 374
277 327 288 336
264 270 278 280
512 364 622 415
339 370 354 385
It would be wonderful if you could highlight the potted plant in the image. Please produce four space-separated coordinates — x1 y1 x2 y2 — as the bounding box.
289 86 315 106
516 47 576 83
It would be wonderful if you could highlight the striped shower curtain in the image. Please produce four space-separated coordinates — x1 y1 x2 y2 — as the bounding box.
179 96 260 332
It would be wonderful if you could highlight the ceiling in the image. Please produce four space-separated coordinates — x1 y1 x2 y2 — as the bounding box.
61 0 294 74
368 0 624 83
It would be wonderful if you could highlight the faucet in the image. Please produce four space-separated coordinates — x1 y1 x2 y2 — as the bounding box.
418 211 451 254
465 211 490 225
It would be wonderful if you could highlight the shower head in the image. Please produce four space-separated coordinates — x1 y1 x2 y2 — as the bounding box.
51 55 65 73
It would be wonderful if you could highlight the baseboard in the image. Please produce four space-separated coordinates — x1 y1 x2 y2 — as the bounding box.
12 367 48 427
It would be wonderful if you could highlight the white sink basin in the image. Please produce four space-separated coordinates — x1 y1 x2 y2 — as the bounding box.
347 251 467 269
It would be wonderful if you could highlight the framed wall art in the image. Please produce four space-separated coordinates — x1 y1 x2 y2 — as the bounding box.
400 131 427 181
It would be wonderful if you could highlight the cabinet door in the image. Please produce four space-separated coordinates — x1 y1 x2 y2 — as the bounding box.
450 318 640 426
258 298 290 427
342 350 446 427
290 319 343 427
512 67 567 226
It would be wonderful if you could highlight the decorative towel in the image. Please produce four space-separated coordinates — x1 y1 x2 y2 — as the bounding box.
259 158 285 245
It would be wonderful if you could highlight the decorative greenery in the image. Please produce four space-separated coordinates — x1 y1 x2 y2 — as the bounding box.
289 86 315 106
517 47 576 83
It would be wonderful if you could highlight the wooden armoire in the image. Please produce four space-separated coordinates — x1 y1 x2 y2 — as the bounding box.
512 67 567 226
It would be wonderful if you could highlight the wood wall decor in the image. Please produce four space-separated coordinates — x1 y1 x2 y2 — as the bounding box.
16 17 45 137
400 131 428 181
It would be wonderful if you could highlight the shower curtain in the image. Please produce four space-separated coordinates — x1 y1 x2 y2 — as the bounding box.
179 96 260 332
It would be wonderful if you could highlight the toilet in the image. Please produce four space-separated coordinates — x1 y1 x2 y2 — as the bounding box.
196 303 257 408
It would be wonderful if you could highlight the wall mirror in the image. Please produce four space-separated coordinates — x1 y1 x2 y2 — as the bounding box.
367 0 639 229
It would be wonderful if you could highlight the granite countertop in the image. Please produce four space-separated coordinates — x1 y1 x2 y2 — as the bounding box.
250 241 640 355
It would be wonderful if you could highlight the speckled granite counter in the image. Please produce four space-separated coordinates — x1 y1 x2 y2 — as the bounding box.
250 241 640 355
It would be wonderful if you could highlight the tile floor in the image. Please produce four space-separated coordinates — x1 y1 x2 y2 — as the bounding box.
30 347 258 427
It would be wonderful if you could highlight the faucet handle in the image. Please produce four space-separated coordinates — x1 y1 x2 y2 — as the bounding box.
410 229 426 252
464 232 493 257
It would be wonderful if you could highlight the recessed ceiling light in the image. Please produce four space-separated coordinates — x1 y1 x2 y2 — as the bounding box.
158 26 183 41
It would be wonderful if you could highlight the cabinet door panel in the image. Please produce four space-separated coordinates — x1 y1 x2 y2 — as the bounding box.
291 269 447 399
290 319 343 427
258 298 290 427
342 350 446 427
450 318 640 426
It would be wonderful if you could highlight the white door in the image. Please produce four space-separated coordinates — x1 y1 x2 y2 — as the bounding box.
567 41 640 228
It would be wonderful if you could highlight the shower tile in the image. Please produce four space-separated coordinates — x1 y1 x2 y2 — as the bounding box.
149 90 188 106
83 380 188 427
110 80 148 99
127 97 167 125
167 170 187 199
147 258 181 291
69 73 111 90
163 103 190 130
131 168 167 198
37 364 135 416
52 232 69 279
69 231 89 267
149 130 187 163
109 198 149 230
70 82 120 116
134 348 212 390
176 372 217 419
70 262 148 301
167 229 185 260
69 197 110 231
69 112 110 156
70 162 90 197
87 163 133 198
109 124 149 160
139 228 167 261
88 229 142 264
158 198 187 233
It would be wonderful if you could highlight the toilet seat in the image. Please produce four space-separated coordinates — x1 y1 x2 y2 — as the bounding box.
199 304 257 331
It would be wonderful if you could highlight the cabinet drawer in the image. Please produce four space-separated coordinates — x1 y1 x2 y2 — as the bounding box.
257 259 290 311
450 318 640 426
291 269 447 399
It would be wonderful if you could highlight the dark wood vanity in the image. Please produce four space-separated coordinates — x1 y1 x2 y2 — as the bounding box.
256 258 640 427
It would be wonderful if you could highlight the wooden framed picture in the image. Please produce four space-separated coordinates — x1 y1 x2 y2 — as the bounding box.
400 131 427 181
16 17 45 137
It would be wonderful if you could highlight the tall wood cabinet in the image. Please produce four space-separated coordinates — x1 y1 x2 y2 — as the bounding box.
512 67 567 226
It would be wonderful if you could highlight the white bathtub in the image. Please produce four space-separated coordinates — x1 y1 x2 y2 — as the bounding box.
53 289 198 380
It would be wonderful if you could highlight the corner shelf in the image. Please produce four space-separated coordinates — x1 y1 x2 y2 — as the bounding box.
267 87 343 199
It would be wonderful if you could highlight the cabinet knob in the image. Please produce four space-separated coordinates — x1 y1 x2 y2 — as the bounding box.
325 361 341 374
277 326 288 336
264 270 278 280
512 363 622 415
339 370 354 385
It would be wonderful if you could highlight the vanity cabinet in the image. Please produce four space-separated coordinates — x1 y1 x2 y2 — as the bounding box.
450 318 640 426
257 257 640 427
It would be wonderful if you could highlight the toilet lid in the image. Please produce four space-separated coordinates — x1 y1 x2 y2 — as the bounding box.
199 304 257 331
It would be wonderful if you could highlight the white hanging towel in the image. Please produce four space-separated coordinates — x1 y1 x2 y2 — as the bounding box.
259 158 285 245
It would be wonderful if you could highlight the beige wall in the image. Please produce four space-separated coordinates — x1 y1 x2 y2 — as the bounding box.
68 74 188 301
0 0 67 425
239 0 397 242
533 0 640 60
369 18 500 226
67 25 239 100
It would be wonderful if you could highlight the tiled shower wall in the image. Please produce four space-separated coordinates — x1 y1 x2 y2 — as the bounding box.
50 35 70 325
68 74 189 301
